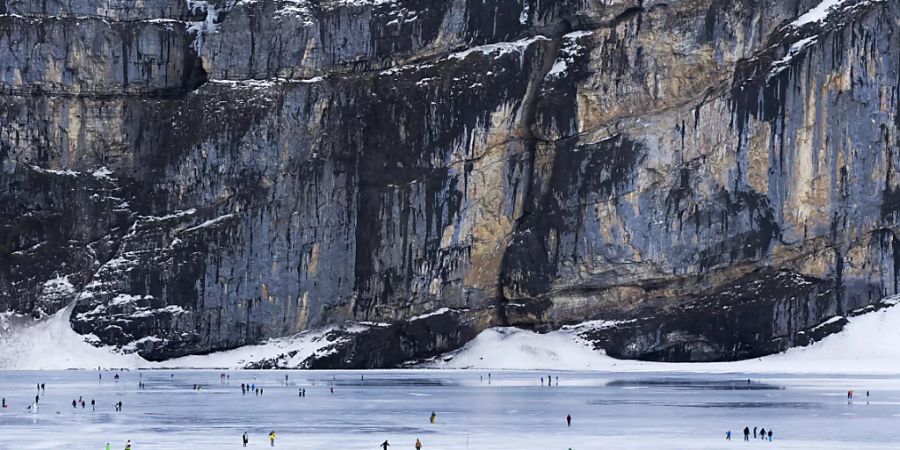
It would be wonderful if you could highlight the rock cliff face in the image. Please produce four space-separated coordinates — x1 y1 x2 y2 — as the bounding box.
1 0 898 366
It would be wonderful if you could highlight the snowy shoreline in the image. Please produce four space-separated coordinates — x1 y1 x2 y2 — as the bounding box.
3 299 900 374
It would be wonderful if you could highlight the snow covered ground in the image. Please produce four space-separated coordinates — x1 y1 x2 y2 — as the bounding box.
0 305 362 370
431 300 900 374
1 370 899 449
2 299 900 373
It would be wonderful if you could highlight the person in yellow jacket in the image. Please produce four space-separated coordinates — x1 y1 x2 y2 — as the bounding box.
415 438 423 449
429 412 436 424
268 431 277 447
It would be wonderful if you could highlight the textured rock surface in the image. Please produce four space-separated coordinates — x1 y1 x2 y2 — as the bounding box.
1 0 898 365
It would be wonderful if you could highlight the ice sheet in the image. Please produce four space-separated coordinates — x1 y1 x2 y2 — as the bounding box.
0 370 898 449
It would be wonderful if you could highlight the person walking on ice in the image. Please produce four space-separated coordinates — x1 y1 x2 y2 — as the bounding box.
430 412 436 424
743 427 750 441
268 431 277 447
415 438 422 449
105 443 111 450
381 440 390 450
242 432 249 447
725 430 731 440
767 430 773 441
566 414 572 427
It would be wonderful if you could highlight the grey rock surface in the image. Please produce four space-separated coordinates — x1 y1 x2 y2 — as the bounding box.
0 0 898 365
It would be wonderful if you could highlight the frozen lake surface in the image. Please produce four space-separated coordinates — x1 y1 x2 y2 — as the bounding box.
1 370 899 449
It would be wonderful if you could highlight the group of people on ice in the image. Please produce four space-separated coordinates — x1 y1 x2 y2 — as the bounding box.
726 427 774 442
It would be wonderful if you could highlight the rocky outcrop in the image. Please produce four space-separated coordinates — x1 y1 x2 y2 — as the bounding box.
1 0 898 365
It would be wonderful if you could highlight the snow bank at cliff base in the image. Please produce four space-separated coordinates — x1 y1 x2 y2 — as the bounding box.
431 301 900 374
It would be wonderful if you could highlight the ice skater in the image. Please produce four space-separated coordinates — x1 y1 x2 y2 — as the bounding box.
725 430 731 440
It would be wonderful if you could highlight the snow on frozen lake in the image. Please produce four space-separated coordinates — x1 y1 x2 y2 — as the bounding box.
1 370 899 449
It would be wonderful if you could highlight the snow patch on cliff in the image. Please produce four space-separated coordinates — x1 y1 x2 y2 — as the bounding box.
792 0 883 27
41 275 75 299
449 36 549 65
546 30 593 79
769 36 819 78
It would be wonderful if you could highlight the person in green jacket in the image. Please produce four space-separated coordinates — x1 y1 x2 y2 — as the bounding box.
105 444 111 450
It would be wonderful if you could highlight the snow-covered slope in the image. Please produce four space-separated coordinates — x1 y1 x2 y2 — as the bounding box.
0 306 362 370
428 300 900 374
3 299 899 373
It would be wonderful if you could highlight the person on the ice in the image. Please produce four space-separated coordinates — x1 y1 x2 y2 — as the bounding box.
242 432 249 447
124 440 131 450
753 426 757 438
540 377 544 386
268 431 277 447
415 438 422 449
34 394 39 404
566 414 572 426
767 430 773 441
725 430 731 440
72 399 77 408
41 383 45 391
430 412 436 424
759 428 766 440
91 399 96 411
1 397 6 408
27 402 38 414
105 443 111 450
743 427 750 441
381 440 390 450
